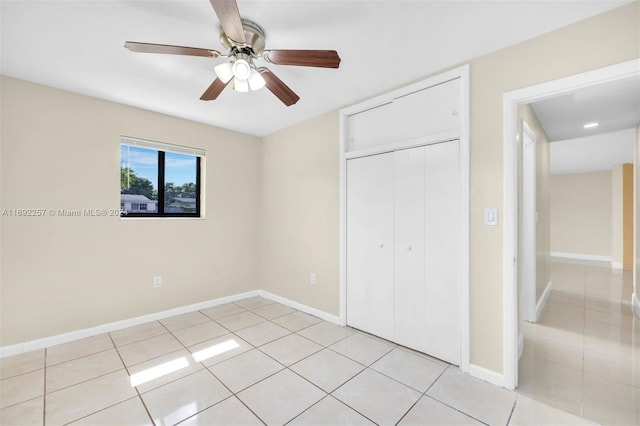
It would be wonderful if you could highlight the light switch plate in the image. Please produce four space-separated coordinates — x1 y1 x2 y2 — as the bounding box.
484 208 498 226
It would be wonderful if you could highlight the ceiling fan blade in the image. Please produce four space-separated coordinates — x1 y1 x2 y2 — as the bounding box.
263 50 341 68
200 77 229 101
259 67 300 107
209 0 246 45
124 41 221 58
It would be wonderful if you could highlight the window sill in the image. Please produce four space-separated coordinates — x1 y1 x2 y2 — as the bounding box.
119 216 204 221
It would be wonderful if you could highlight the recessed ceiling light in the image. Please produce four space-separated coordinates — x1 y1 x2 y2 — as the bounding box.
583 122 599 129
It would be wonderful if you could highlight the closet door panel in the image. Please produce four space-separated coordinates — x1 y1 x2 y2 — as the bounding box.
423 140 461 364
346 153 395 340
393 147 426 348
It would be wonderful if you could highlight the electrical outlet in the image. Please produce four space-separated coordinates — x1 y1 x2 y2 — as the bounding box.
153 276 162 288
310 273 317 285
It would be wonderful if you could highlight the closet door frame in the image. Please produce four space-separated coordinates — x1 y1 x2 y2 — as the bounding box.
339 64 470 373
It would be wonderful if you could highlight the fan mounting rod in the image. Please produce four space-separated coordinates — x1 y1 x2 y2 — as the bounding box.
220 18 266 56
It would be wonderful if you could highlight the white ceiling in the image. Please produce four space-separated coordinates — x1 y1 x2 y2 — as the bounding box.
531 75 640 175
0 1 630 137
531 76 640 142
550 129 635 175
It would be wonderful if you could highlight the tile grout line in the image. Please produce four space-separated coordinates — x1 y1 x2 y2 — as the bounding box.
254 333 322 367
58 396 143 426
156 305 275 423
196 302 307 424
252 314 463 426
44 367 126 396
423 364 449 395
202 344 283 424
202 367 268 426
107 332 156 426
42 347 47 426
45 345 114 368
504 395 518 426
51 335 154 425
114 305 251 350
579 261 586 418
421 394 491 426
393 394 423 425
231 313 384 425
419 367 492 426
316 361 382 424
326 364 380 420
282 394 333 426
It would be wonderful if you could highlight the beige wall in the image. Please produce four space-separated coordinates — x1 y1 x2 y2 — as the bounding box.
258 112 340 316
623 164 634 269
635 126 640 305
610 163 633 269
551 171 612 257
0 77 261 346
518 105 551 303
613 164 624 264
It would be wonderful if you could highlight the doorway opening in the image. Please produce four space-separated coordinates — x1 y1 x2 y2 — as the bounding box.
502 59 640 397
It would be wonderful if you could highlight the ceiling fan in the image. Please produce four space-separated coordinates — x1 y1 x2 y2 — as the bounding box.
124 0 341 106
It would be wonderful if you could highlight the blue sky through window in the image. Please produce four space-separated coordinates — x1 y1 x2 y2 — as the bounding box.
121 145 196 189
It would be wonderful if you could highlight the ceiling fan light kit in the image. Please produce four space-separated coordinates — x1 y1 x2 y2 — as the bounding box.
215 51 267 92
124 0 341 106
214 62 234 83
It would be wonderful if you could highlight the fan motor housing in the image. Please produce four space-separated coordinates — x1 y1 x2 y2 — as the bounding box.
220 18 266 55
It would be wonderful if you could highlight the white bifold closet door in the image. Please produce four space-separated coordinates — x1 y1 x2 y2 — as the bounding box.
394 140 460 364
346 140 460 364
346 152 395 341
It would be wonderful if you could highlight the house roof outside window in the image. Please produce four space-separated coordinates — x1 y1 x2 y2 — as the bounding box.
121 194 155 203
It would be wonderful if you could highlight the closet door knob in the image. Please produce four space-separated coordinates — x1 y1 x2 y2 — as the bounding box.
378 243 384 248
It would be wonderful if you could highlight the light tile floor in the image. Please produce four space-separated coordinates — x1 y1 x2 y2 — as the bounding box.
518 259 639 425
1 295 601 426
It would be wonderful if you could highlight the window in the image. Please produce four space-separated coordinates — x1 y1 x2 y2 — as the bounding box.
120 137 202 217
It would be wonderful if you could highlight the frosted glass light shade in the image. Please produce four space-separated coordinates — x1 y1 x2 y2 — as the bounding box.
216 58 266 93
248 68 266 91
232 59 251 80
214 62 233 83
233 78 249 93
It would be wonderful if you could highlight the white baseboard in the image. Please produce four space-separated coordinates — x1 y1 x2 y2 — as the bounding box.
0 289 344 359
550 251 620 269
0 290 260 358
535 280 552 322
633 293 640 318
550 251 611 263
468 363 505 388
258 290 341 325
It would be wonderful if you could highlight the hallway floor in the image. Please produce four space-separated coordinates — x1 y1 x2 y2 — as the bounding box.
518 259 639 425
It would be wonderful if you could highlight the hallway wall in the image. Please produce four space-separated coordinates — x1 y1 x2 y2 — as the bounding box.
635 125 640 315
518 105 551 303
622 163 634 269
550 171 612 258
